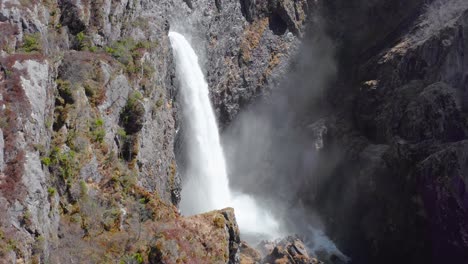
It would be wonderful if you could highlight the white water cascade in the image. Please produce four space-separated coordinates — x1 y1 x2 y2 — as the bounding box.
169 31 281 239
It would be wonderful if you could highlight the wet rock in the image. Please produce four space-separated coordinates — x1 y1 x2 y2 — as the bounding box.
257 240 276 258
262 236 321 264
222 208 241 263
307 119 328 150
240 241 262 264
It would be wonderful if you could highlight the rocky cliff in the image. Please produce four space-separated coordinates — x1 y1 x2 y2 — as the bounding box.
0 0 310 263
309 0 468 263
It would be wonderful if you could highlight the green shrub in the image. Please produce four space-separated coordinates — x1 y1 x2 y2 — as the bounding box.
104 39 134 65
142 62 155 77
46 147 78 182
104 38 158 75
47 187 56 197
117 127 127 139
120 92 145 135
135 41 151 50
91 118 106 143
56 79 74 104
75 31 92 51
120 135 139 162
22 210 32 226
21 33 42 53
125 62 139 74
104 46 114 54
4 69 12 78
133 253 144 264
119 253 144 264
155 97 164 108
83 83 96 98
76 31 85 43
94 118 104 127
130 91 143 102
41 157 52 166
76 31 85 50
57 150 78 181
79 180 88 197
53 80 74 131
83 80 105 106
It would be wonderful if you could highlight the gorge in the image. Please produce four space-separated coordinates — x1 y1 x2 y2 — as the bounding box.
0 0 467 263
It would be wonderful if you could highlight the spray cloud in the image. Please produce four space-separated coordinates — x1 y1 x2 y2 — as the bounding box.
222 18 348 260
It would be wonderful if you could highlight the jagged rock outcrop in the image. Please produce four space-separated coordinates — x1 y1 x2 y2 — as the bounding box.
240 0 309 35
322 0 427 62
261 236 319 264
240 236 323 264
148 208 241 264
240 241 262 264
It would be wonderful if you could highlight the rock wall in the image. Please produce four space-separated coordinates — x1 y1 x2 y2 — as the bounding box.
306 1 468 263
0 0 308 262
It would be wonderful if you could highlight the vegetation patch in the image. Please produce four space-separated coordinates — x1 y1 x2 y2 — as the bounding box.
120 91 145 135
20 33 42 53
53 79 74 131
104 38 157 75
90 117 106 143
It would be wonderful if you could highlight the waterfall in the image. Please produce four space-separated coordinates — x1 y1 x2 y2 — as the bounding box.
169 31 231 214
169 32 281 239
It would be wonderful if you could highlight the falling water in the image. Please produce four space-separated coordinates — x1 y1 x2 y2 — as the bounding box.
169 31 231 214
169 31 281 239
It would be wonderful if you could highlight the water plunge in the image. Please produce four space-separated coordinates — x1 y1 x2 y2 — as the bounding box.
168 31 281 240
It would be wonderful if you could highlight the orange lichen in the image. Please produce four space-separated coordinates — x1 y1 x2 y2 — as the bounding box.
239 17 269 62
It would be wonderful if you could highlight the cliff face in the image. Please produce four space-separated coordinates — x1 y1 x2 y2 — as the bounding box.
310 1 468 263
0 0 308 263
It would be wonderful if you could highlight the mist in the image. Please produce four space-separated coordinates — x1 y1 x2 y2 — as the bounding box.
222 18 344 258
